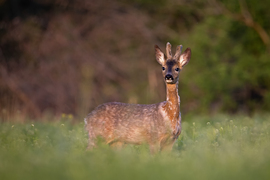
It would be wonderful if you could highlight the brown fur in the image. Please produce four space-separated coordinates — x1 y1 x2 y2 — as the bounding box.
84 42 191 153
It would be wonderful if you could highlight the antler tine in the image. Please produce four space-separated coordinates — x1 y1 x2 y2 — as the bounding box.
166 42 172 59
173 45 183 60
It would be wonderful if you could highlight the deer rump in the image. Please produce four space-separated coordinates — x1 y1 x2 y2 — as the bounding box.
85 102 179 146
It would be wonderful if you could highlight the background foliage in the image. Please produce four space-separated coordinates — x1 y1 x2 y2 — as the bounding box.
0 0 270 121
1 1 270 179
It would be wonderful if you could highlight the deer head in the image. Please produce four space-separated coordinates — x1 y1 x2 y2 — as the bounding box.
155 42 191 84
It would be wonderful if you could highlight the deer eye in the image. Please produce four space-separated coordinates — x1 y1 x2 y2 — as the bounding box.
162 67 165 71
175 68 180 72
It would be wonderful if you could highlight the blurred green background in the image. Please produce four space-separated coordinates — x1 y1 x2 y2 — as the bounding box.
1 1 270 179
1 0 270 121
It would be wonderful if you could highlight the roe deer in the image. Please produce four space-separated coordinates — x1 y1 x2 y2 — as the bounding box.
84 42 191 153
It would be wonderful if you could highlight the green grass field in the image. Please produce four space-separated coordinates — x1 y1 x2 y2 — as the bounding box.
1 115 270 180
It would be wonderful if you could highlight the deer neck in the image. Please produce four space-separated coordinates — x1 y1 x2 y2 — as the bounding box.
165 82 180 108
163 82 180 121
160 82 181 136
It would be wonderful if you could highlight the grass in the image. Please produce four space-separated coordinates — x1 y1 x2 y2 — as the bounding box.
0 114 270 180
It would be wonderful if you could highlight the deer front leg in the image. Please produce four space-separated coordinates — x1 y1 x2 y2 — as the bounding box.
160 141 175 152
149 143 161 154
109 141 124 150
160 136 176 152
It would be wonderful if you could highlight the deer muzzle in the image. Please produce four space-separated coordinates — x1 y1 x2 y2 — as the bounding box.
165 74 174 83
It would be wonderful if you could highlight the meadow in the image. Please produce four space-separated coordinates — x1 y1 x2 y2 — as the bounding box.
1 114 270 180
1 1 270 179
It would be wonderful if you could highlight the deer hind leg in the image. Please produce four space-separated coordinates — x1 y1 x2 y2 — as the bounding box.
86 130 97 150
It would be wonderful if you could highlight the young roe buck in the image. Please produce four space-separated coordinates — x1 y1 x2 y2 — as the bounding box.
84 42 191 153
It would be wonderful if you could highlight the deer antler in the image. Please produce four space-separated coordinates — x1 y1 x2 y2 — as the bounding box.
166 42 172 59
173 45 183 60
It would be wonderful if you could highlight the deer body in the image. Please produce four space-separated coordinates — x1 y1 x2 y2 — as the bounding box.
84 42 191 152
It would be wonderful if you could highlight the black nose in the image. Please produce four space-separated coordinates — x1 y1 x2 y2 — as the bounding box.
165 74 174 81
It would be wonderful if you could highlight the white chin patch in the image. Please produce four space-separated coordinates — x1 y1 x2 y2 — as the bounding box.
166 79 173 83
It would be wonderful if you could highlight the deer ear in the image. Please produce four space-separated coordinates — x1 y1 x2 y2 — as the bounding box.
155 45 165 65
179 48 191 68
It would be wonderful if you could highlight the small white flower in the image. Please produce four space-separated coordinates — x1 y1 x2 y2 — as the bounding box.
31 124 34 127
207 122 210 125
